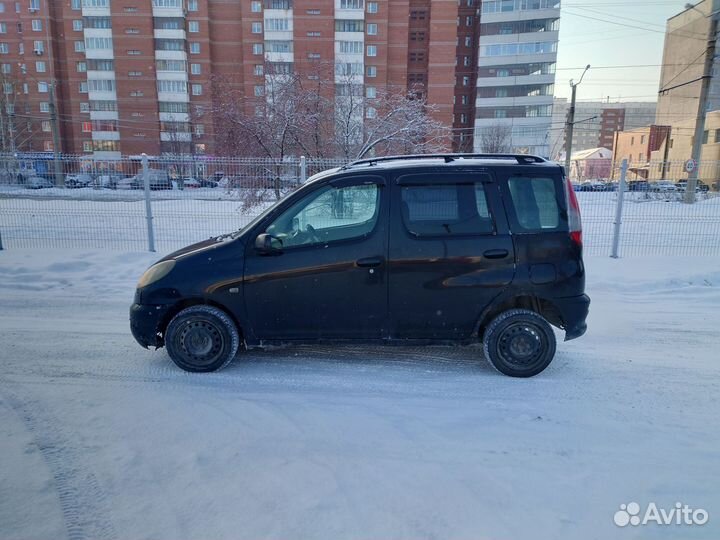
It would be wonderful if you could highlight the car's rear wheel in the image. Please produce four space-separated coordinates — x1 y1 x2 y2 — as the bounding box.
482 309 556 377
165 305 240 372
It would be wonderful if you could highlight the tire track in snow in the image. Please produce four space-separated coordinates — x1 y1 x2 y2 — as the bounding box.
0 386 118 540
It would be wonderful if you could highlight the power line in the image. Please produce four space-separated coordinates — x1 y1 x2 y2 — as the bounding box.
562 9 705 40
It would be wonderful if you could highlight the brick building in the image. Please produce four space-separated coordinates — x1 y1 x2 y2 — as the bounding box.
0 0 483 157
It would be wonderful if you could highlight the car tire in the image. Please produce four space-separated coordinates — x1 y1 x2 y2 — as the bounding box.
165 305 240 372
482 309 556 378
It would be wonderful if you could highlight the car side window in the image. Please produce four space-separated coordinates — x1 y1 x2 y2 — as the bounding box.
507 176 560 231
265 183 380 248
400 182 494 236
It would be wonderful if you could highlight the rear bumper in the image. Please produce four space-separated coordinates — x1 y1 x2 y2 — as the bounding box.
130 303 171 348
554 294 590 341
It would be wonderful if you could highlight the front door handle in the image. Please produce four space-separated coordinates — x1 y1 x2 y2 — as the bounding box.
483 249 509 259
356 256 384 268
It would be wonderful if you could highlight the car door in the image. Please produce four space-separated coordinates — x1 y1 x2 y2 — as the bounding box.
387 169 515 340
243 175 389 341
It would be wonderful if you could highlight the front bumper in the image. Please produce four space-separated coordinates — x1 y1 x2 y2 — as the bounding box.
554 294 590 341
130 303 172 348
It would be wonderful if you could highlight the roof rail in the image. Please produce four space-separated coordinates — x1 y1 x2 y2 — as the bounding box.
343 153 547 169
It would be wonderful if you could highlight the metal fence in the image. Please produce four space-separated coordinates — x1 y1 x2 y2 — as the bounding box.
0 154 719 257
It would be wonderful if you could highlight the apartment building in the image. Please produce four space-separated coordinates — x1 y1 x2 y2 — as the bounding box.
0 0 482 157
474 0 560 157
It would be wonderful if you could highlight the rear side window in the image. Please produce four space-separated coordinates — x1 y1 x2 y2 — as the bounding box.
400 182 494 236
507 176 561 231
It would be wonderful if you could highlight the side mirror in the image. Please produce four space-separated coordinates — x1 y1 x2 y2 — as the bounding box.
255 233 283 255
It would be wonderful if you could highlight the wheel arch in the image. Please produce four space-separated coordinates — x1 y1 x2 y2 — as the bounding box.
476 294 564 340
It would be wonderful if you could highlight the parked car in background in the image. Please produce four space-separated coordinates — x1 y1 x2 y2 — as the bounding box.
676 179 710 193
179 177 201 189
198 177 219 188
628 180 650 192
116 176 141 190
652 181 677 193
65 173 93 189
92 174 124 189
25 176 54 189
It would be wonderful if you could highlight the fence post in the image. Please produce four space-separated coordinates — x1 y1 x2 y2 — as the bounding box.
299 155 307 184
611 158 628 259
142 153 156 253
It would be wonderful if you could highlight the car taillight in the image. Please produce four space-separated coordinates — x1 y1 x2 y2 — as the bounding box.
564 177 583 247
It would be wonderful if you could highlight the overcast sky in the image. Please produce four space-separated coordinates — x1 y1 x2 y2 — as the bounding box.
555 0 694 103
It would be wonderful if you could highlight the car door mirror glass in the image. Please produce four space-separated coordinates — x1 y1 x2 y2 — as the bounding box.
255 233 283 254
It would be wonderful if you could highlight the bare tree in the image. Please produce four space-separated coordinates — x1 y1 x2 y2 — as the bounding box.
478 123 513 154
209 63 451 205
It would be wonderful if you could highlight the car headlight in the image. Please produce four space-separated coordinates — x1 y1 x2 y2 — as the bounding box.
137 260 175 288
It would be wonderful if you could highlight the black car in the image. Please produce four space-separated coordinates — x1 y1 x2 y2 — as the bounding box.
130 154 590 378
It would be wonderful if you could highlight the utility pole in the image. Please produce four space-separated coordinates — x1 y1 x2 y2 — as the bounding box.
48 80 63 187
564 64 590 179
684 5 718 203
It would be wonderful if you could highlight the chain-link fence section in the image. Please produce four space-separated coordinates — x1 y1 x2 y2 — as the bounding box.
1 154 719 256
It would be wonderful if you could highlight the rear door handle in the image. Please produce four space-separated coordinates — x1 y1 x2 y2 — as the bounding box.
483 249 509 259
356 256 384 268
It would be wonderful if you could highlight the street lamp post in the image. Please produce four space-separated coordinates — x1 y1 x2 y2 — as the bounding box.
564 64 591 180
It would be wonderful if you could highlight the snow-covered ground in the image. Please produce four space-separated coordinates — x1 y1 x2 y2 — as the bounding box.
0 249 718 540
2 188 720 256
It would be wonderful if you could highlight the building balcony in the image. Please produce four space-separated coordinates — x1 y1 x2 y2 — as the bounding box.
160 131 192 142
91 131 120 141
87 70 116 80
156 71 189 81
85 48 115 60
155 50 187 61
157 91 190 102
476 73 556 87
475 94 554 108
154 29 186 40
159 112 190 122
89 111 118 121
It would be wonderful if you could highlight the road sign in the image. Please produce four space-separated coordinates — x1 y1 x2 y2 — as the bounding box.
684 159 697 173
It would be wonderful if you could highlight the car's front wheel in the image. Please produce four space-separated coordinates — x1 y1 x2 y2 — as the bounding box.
482 309 556 377
165 305 240 372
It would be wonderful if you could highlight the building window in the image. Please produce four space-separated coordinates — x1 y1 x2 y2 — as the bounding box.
190 63 201 74
80 102 89 112
631 137 634 145
72 19 83 31
366 86 376 98
29 0 39 9
338 41 362 54
254 85 264 96
79 81 88 93
466 15 473 25
31 19 42 31
0 43 7 54
194 124 204 135
188 20 199 32
307 31 320 37
462 76 470 86
72 0 81 9
367 45 377 57
157 80 188 92
367 1 377 12
0 22 5 33
191 83 202 95
130 90 144 96
187 0 198 10
367 23 377 35
85 37 112 49
335 20 364 32
366 107 377 119
306 8 320 14
0 63 9 73
127 49 141 55
366 65 377 77
307 52 320 59
640 134 645 144
252 43 263 54
251 22 262 33
41 120 51 132
38 81 48 92
125 28 140 34
251 0 261 12
128 71 142 76
195 143 205 154
465 36 472 47
254 64 263 76
190 42 200 54
702 130 709 144
340 0 363 8
35 60 45 72
33 40 44 53
82 141 92 152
